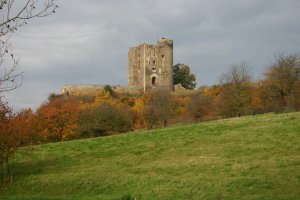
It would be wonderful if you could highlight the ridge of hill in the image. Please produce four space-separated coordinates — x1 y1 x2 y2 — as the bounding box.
1 112 300 200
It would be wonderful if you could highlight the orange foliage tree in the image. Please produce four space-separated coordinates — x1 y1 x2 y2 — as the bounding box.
0 99 14 183
174 96 191 117
132 95 146 130
11 109 39 145
0 101 35 183
37 97 79 142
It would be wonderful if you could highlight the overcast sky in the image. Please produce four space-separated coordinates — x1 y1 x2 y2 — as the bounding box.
4 0 300 110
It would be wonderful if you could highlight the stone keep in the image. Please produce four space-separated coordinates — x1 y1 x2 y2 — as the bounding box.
128 38 174 92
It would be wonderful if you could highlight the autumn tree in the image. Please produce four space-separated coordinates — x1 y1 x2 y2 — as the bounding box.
218 62 253 117
120 96 135 107
0 99 41 184
132 96 146 130
36 97 79 142
173 63 196 89
255 80 282 112
12 109 40 145
185 92 213 123
0 0 58 94
174 95 191 118
141 93 159 129
199 85 221 97
94 91 116 106
79 104 134 137
80 90 128 111
264 53 300 110
142 89 176 129
0 98 14 183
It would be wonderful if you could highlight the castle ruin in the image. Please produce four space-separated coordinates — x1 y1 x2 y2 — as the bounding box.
61 38 174 95
128 37 174 92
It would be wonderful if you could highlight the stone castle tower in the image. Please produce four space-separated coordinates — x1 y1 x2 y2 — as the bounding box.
128 37 174 92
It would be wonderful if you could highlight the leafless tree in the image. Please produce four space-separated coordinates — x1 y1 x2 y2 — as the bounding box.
0 0 58 94
218 62 253 117
220 62 252 86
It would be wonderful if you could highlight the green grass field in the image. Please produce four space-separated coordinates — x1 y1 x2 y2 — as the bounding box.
1 112 300 200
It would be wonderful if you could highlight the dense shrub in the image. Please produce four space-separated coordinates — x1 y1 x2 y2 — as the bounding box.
104 85 113 95
79 104 134 137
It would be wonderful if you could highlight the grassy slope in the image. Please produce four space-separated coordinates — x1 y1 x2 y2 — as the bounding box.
0 112 300 200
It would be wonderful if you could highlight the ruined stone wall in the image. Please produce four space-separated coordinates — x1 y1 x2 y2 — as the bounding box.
128 38 174 92
61 85 143 95
61 85 105 94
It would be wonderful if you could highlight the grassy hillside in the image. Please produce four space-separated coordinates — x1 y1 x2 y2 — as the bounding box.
1 112 300 200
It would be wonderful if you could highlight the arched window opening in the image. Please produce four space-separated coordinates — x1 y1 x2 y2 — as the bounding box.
152 77 156 86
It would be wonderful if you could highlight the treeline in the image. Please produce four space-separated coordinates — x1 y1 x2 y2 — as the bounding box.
1 53 300 183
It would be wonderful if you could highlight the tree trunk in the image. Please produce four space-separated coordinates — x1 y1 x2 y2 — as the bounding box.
6 156 13 183
2 155 6 183
163 119 168 127
5 156 11 183
2 155 10 183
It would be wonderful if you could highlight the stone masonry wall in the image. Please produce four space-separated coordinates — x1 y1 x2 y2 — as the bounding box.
61 85 143 95
128 38 174 92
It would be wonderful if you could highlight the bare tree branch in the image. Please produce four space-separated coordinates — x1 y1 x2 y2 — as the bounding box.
0 37 23 93
220 62 252 87
0 0 57 94
265 53 300 97
0 0 58 36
